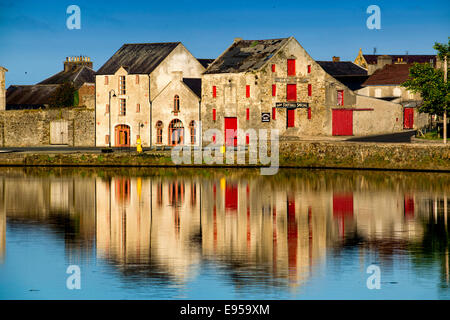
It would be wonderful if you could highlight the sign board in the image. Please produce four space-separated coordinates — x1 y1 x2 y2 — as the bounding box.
275 77 308 83
261 113 270 122
275 102 309 109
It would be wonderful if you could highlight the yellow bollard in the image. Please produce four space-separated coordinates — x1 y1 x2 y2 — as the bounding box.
136 138 143 154
220 145 225 154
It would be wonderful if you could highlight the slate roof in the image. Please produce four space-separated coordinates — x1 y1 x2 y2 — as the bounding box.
363 64 412 86
182 78 202 98
363 54 436 65
38 65 95 88
197 59 215 69
204 38 290 74
6 85 59 109
96 42 180 75
317 61 368 76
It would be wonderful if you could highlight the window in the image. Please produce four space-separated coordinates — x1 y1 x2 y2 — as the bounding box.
307 65 311 74
189 120 196 144
308 84 312 97
213 86 217 98
246 108 249 120
272 64 276 72
212 109 216 121
287 84 297 101
272 84 276 97
119 99 126 115
337 90 344 106
287 59 296 76
272 107 276 120
246 85 250 98
308 107 312 119
105 135 110 145
119 76 126 94
104 76 108 85
136 103 140 113
135 75 139 85
106 104 109 113
156 121 163 144
174 95 180 113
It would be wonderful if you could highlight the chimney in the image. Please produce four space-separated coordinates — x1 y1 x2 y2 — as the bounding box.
172 71 183 82
0 66 7 111
332 56 340 62
64 56 93 72
377 55 392 69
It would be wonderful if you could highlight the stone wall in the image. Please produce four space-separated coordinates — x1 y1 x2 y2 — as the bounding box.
0 108 94 147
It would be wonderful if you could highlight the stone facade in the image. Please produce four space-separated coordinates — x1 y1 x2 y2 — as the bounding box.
95 43 205 147
201 37 401 143
0 67 7 111
0 108 94 147
78 83 95 109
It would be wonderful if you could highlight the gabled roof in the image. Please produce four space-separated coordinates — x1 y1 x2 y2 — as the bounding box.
6 85 59 108
363 54 436 65
197 59 215 69
0 66 7 72
38 65 95 88
204 38 290 74
96 42 180 75
182 78 202 98
316 61 368 76
363 63 412 86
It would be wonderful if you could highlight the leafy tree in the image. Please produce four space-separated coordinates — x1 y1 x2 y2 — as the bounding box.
48 82 77 108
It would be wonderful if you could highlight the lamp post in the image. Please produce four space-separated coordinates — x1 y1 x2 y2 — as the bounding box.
108 89 116 148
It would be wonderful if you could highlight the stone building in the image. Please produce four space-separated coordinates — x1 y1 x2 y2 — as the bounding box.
0 66 7 111
201 37 403 141
354 48 437 75
95 42 206 147
6 56 95 109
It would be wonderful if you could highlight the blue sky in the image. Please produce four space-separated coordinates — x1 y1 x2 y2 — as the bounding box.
0 0 449 87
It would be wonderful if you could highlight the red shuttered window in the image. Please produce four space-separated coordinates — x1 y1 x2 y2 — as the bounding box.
246 85 250 98
272 84 276 97
287 84 297 101
136 103 140 113
104 76 108 85
337 90 344 106
106 104 109 113
272 107 276 120
308 107 312 119
287 59 296 76
136 75 139 85
213 86 217 98
212 109 216 121
272 64 276 72
246 108 249 120
105 135 110 145
307 65 311 74
308 84 312 97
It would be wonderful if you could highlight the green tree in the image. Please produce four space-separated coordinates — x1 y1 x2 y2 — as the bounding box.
402 39 449 142
48 82 77 108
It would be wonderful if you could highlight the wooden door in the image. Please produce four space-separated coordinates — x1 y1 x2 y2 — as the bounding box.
224 117 237 146
50 121 68 145
287 108 295 128
332 109 353 136
115 125 130 147
404 108 414 129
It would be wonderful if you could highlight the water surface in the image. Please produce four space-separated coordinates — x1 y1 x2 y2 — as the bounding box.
0 167 448 299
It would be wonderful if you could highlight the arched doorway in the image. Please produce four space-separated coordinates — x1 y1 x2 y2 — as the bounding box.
115 124 130 147
168 119 184 146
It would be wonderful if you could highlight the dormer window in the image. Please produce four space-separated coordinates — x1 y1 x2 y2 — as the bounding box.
173 95 180 113
119 76 126 94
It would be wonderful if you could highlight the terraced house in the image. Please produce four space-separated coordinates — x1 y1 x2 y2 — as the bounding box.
201 36 403 144
95 42 208 147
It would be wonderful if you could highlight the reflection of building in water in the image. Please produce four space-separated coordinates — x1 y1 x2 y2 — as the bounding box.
95 176 201 283
0 179 5 263
0 175 96 262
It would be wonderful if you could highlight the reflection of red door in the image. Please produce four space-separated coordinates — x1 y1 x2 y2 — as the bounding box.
225 183 238 212
404 196 414 218
287 109 295 127
224 117 237 146
332 109 353 136
287 196 297 274
115 125 130 147
404 108 414 129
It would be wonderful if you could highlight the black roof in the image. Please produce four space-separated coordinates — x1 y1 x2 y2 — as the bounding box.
204 38 290 74
182 78 201 98
317 61 368 76
197 59 215 69
96 42 180 75
38 65 95 88
6 85 59 108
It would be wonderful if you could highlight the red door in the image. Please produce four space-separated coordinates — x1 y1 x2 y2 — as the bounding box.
287 108 295 127
332 109 353 136
115 125 130 147
404 108 414 129
224 117 237 146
